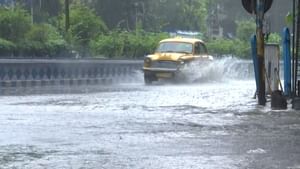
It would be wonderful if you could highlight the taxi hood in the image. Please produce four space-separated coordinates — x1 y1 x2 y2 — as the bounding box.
147 52 193 61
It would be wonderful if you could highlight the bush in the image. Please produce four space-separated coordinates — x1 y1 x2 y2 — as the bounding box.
90 31 125 58
206 38 234 55
0 38 16 56
19 24 68 57
0 6 31 42
206 38 250 58
90 30 168 58
232 40 251 59
266 33 281 44
67 4 108 57
123 30 168 58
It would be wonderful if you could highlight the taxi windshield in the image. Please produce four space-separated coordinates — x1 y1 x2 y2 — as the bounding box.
156 42 193 54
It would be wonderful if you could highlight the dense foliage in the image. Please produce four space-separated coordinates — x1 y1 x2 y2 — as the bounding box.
0 0 284 58
0 6 68 57
66 4 108 57
21 24 68 57
206 39 250 58
90 30 168 58
79 0 209 32
0 38 16 56
0 7 31 42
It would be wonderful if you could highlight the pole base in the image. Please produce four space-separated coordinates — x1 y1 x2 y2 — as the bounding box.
258 94 266 106
292 97 300 110
271 90 287 110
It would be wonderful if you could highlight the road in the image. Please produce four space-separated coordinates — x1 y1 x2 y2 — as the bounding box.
0 58 299 169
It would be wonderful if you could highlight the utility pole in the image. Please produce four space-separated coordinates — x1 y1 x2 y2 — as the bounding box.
134 2 139 32
256 0 266 105
241 0 273 106
65 0 70 32
30 0 34 24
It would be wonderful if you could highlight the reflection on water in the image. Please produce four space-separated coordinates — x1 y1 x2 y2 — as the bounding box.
0 58 299 169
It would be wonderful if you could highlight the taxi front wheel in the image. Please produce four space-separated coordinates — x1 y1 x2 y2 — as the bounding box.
144 74 154 85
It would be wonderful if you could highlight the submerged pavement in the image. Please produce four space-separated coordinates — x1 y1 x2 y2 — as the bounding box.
0 80 300 169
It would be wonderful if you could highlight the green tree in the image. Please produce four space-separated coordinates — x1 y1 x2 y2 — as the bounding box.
144 0 208 32
36 0 62 23
67 3 108 56
0 38 16 56
178 0 209 31
80 0 209 32
20 24 67 57
16 0 62 23
0 6 31 42
236 20 256 42
90 30 168 58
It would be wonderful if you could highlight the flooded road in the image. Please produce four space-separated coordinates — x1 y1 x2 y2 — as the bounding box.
0 58 300 169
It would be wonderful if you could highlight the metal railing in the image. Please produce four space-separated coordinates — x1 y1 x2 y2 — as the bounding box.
0 59 143 87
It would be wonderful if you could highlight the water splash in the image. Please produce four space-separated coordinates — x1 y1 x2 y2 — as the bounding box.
128 57 255 84
183 57 254 83
247 148 267 154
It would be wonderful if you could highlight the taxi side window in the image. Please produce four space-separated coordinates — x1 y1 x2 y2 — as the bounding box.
195 42 201 55
194 42 207 55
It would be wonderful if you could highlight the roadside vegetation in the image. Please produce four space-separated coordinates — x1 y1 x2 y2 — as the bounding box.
0 0 282 59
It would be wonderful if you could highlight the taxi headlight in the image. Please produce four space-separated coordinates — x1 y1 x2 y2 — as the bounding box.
144 58 152 63
144 57 152 67
178 59 185 65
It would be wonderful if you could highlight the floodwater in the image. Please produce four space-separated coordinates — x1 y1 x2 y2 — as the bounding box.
0 58 300 169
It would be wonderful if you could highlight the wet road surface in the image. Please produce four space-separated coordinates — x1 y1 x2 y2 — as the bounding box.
0 58 300 169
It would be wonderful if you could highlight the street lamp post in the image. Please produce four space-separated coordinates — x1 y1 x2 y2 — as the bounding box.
30 0 34 24
134 2 139 32
65 0 70 32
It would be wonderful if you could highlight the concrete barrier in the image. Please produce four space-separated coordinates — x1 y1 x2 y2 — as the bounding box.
0 59 143 87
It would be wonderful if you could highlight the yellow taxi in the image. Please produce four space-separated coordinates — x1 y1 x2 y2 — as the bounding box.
143 37 213 84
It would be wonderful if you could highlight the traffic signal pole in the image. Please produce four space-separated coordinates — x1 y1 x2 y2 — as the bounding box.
256 0 266 105
242 0 273 105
